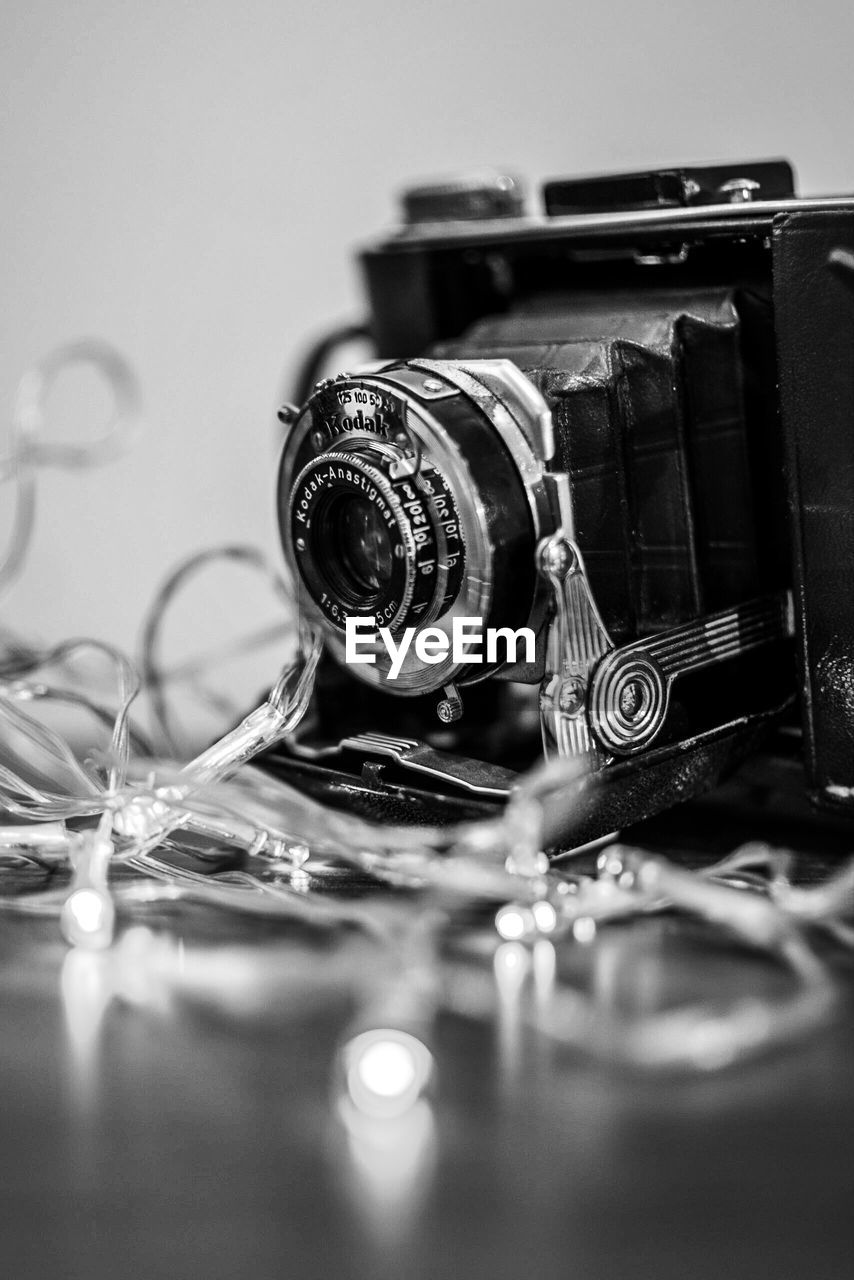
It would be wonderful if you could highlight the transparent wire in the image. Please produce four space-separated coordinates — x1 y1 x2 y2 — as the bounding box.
0 339 140 602
0 343 852 1076
0 638 141 819
137 544 297 756
1 619 852 1073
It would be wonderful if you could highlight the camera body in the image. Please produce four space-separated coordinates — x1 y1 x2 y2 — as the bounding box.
272 160 854 840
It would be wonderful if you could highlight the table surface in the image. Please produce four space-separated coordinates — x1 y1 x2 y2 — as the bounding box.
1 766 853 1280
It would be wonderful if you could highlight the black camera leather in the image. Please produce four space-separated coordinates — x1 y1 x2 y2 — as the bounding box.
433 290 767 640
774 210 854 808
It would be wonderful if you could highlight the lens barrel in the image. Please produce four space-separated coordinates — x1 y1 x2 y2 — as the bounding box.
276 362 553 692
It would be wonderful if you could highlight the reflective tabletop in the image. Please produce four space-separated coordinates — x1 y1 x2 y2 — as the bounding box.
1 772 853 1280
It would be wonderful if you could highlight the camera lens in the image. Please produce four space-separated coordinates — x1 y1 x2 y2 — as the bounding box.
336 495 394 595
277 365 545 692
314 492 395 606
288 443 464 634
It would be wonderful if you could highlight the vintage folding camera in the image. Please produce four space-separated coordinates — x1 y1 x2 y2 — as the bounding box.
267 160 854 845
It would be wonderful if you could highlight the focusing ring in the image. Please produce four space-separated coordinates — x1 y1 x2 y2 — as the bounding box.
289 446 463 633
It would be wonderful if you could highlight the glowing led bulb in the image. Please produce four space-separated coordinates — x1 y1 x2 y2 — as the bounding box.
531 900 557 934
572 915 597 945
113 793 171 840
61 887 115 951
504 849 549 878
495 903 535 941
359 1041 417 1097
344 1029 434 1119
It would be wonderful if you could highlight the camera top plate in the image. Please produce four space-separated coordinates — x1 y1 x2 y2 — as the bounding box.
368 196 854 253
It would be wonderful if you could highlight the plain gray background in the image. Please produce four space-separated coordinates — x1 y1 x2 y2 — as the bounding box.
2 0 852 684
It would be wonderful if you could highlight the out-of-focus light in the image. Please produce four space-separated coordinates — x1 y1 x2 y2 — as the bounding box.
344 1029 434 1119
359 1041 416 1097
495 903 534 941
338 1095 437 1237
493 940 530 999
504 849 549 877
112 926 174 1013
290 868 311 894
67 889 104 933
288 843 310 867
597 847 625 880
61 946 112 1113
572 915 597 945
531 900 557 934
61 888 115 950
533 938 557 1000
686 1016 741 1072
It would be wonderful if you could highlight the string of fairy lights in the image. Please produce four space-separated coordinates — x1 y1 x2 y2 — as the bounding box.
1 341 854 1123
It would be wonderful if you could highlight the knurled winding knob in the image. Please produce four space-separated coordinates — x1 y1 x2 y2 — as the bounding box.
400 172 524 224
